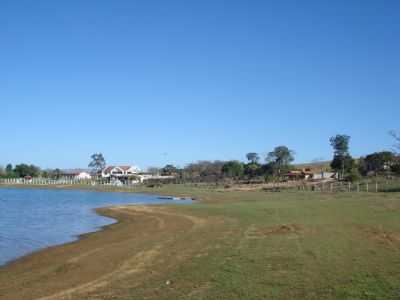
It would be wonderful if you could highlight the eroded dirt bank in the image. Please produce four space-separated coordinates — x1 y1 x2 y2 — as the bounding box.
0 205 223 300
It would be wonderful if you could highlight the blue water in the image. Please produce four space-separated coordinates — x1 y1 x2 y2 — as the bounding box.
0 188 191 266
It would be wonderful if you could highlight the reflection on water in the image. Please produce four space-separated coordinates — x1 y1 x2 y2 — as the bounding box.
0 188 190 266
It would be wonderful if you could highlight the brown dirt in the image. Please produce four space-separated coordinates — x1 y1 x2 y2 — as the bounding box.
244 224 306 239
361 225 400 249
0 205 220 300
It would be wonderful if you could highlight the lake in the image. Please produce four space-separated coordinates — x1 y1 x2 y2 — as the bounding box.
0 187 191 266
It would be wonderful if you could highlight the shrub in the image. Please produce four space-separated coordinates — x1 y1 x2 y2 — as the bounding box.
346 167 361 182
391 164 400 175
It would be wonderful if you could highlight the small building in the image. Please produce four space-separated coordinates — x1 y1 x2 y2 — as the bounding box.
101 165 141 183
24 175 33 182
137 173 176 183
284 169 313 181
312 171 336 180
60 169 92 180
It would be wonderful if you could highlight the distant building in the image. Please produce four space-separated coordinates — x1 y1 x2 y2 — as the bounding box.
312 171 336 180
100 165 178 184
283 169 313 181
60 169 92 180
283 169 336 181
101 165 141 179
137 173 176 183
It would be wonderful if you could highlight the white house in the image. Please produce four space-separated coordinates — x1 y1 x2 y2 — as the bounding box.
76 172 92 180
312 171 336 180
136 174 177 183
101 165 141 179
61 169 92 180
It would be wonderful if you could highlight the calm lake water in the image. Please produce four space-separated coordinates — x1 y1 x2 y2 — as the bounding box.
0 188 191 266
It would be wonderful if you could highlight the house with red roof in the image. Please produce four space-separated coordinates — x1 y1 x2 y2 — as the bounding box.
101 165 141 179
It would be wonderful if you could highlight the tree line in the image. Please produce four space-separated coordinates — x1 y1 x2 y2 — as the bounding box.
157 133 400 183
329 134 400 182
0 153 107 179
0 163 68 179
0 164 42 178
1 131 400 182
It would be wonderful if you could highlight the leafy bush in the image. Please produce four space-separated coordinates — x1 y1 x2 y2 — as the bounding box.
346 167 361 182
391 164 400 175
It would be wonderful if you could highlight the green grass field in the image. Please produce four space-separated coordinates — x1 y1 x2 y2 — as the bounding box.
138 188 400 300
1 184 400 299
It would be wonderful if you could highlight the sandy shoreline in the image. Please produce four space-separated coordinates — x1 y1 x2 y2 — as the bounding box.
0 204 216 300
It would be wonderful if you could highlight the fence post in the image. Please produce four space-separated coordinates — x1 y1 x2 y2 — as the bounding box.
366 183 369 192
375 182 378 193
357 183 360 192
348 182 351 192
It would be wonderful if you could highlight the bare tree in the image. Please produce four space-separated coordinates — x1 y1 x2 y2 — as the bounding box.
183 160 225 182
390 130 400 153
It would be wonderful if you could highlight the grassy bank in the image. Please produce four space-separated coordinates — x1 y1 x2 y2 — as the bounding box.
1 186 400 299
167 192 400 299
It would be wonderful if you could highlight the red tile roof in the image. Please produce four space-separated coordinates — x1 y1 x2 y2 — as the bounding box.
103 166 114 174
119 166 132 171
103 166 138 174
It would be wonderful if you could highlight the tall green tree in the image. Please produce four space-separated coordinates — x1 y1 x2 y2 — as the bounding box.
246 152 260 164
88 153 106 173
266 146 295 176
161 164 178 176
363 151 394 174
5 164 13 176
222 161 244 179
14 164 40 178
244 163 262 179
330 135 350 156
331 155 355 177
391 164 400 175
50 168 62 180
329 134 351 180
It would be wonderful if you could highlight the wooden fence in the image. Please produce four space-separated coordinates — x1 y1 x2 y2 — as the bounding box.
1 177 400 193
303 178 400 193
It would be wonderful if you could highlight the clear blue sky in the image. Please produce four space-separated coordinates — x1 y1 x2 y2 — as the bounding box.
1 0 399 169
